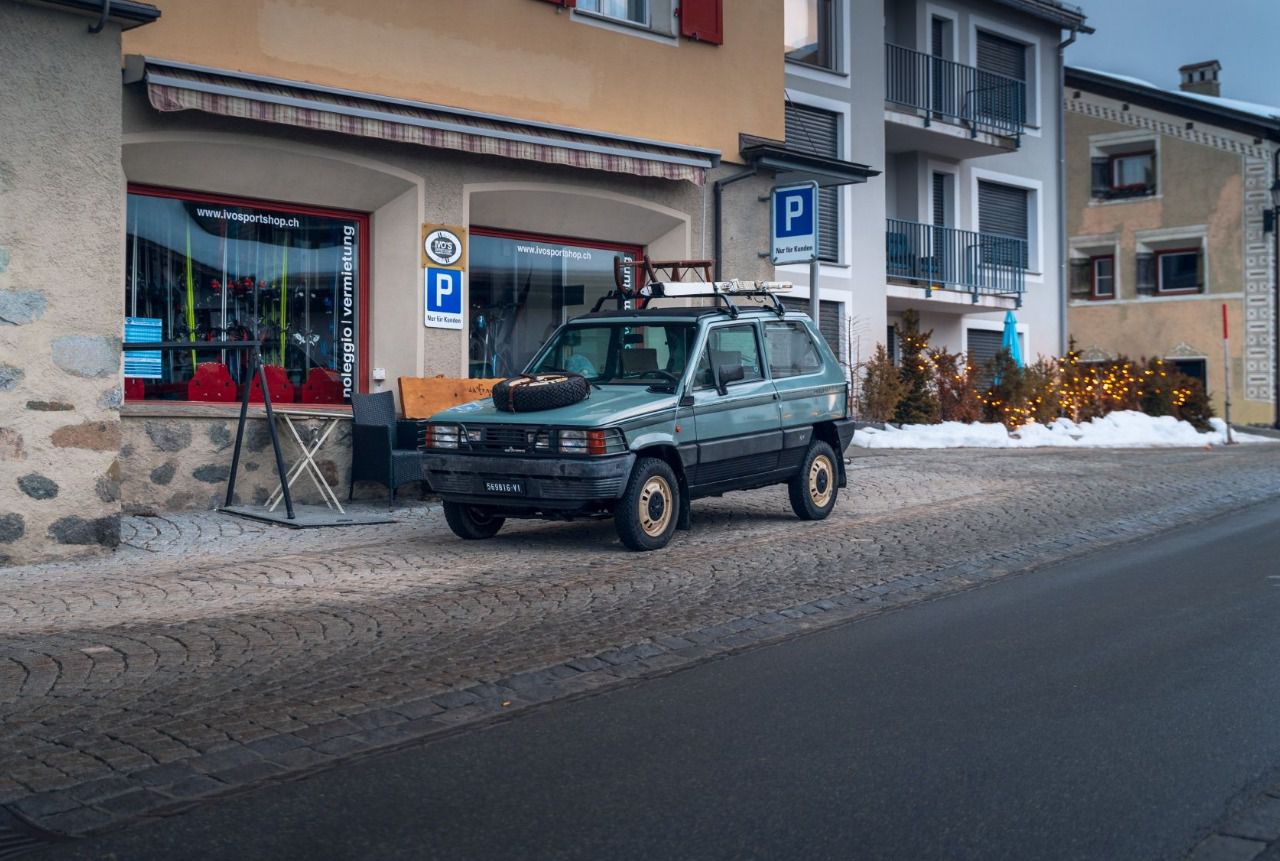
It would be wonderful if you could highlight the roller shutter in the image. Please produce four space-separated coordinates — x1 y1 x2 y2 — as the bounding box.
784 103 840 262
978 180 1028 268
976 31 1026 82
782 297 841 351
967 328 1004 388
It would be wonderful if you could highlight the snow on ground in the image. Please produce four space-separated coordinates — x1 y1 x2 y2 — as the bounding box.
852 411 1278 450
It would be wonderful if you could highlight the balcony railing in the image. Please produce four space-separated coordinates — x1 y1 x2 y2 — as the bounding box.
884 43 1025 141
886 219 1026 304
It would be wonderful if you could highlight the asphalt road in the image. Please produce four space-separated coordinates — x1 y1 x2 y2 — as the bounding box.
29 500 1280 861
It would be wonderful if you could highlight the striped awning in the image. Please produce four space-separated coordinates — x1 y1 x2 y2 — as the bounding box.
132 58 717 186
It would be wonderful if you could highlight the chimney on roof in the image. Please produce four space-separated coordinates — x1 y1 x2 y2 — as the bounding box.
1179 60 1222 97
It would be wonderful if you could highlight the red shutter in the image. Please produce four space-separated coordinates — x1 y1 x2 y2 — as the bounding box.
679 0 722 44
533 0 575 7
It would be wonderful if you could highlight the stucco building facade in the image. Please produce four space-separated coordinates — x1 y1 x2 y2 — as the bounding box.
1064 65 1280 425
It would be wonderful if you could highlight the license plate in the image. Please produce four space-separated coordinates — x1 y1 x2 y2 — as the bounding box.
483 479 525 495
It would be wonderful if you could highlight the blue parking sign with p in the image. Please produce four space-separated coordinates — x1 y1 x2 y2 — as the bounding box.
771 183 818 265
425 267 463 330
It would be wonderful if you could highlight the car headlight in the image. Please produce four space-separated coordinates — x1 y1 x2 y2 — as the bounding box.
558 428 621 455
427 424 460 449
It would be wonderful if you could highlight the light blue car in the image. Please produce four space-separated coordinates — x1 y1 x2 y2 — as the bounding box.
424 290 855 551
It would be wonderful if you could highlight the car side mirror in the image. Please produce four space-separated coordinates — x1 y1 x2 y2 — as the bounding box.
714 362 745 395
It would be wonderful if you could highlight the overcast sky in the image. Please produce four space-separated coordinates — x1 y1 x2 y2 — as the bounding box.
1066 0 1280 107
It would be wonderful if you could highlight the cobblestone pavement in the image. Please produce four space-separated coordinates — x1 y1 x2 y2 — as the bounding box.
3 446 1280 842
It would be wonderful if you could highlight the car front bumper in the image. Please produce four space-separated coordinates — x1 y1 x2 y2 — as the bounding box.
423 452 636 509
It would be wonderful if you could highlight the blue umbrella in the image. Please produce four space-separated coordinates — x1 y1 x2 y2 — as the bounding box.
1001 310 1024 368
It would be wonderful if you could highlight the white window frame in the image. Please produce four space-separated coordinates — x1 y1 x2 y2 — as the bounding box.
921 4 959 61
925 159 960 228
572 0 676 42
1135 226 1208 298
967 14 1041 134
1155 249 1202 294
969 167 1043 278
1091 255 1116 299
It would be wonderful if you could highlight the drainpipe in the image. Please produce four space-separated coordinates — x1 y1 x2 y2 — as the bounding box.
713 164 759 281
88 0 112 33
1056 26 1079 357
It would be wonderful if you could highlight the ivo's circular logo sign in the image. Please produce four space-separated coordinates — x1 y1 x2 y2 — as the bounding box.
424 228 463 266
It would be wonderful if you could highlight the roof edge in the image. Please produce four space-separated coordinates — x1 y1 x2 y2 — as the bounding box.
1066 66 1280 138
989 0 1093 34
27 0 159 29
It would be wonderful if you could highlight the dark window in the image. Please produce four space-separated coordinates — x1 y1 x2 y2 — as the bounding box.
784 0 835 69
1156 249 1202 293
1171 358 1207 387
1091 150 1156 200
764 321 824 378
784 103 840 262
932 172 948 227
1091 255 1115 299
977 180 1029 269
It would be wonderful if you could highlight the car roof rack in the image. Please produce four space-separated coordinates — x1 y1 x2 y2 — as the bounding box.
591 254 793 318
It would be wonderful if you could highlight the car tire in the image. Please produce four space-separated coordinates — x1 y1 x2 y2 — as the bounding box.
615 457 680 551
443 502 505 539
788 439 839 521
491 374 590 413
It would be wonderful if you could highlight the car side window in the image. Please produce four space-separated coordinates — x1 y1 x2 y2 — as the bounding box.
693 324 764 389
764 321 823 378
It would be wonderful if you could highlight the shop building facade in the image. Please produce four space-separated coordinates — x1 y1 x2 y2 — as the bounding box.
1064 65 1280 425
780 0 1089 367
4 0 838 563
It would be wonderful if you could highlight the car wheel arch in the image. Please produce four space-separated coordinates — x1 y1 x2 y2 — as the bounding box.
631 443 692 530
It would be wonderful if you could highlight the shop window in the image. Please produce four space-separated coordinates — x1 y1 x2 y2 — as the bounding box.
468 230 642 378
123 188 366 403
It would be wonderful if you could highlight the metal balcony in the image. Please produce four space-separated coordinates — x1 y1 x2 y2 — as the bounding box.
886 219 1026 304
885 43 1025 142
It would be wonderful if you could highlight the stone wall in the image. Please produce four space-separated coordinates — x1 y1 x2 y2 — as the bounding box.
0 5 129 565
118 412 416 514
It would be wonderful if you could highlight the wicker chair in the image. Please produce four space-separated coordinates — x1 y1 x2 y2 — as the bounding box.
349 391 425 501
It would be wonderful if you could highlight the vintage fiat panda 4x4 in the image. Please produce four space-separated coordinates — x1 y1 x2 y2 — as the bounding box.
422 281 855 551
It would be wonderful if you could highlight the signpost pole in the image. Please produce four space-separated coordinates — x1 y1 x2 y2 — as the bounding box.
809 257 820 327
1222 303 1234 445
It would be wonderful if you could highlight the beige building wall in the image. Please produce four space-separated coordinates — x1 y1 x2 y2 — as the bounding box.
0 3 132 564
120 0 784 159
1065 96 1274 425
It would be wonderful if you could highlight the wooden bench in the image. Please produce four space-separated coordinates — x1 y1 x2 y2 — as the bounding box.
398 375 504 420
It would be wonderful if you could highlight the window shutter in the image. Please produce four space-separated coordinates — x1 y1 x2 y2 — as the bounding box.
784 103 840 262
932 173 947 227
679 0 722 44
978 180 1028 268
1091 157 1110 198
967 329 1004 388
976 31 1026 81
1195 249 1205 289
1069 259 1091 299
1135 252 1156 294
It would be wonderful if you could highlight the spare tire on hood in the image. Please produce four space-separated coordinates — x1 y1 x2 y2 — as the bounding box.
491 374 590 413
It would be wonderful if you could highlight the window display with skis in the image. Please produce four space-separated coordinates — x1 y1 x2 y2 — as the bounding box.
123 186 367 404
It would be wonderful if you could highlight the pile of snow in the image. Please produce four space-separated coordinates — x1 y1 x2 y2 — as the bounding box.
853 411 1276 450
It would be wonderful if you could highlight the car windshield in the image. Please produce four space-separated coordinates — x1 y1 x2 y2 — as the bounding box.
528 322 697 385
